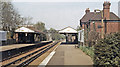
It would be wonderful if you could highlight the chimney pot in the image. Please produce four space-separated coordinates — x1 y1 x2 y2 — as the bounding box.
85 8 90 14
103 1 111 20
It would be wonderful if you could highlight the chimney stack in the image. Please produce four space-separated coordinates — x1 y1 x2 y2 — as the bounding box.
103 1 111 20
85 8 90 14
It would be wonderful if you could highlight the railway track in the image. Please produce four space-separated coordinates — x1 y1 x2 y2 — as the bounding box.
1 41 60 67
1 41 52 62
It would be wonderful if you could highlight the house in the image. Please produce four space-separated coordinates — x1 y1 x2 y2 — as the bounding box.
80 1 120 36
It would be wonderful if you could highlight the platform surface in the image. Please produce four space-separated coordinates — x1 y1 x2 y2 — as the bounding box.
0 41 51 52
0 44 34 52
47 44 93 65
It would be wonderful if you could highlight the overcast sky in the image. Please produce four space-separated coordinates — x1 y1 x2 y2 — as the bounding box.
11 0 119 30
12 0 119 2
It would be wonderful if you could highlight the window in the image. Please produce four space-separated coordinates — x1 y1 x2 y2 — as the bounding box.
98 25 102 28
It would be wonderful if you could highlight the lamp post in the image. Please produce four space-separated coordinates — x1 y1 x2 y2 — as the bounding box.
94 9 104 38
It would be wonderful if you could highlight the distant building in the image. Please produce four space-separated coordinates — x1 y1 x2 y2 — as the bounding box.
80 1 120 35
59 26 78 43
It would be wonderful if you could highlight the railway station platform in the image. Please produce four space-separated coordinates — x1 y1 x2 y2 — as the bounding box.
0 41 52 62
0 41 52 52
46 44 93 66
0 44 34 52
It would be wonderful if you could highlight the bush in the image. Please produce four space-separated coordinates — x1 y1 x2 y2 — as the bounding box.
84 30 100 47
94 33 120 65
80 45 94 59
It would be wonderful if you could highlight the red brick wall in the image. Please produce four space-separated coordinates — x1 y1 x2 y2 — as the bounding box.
106 22 120 34
90 22 102 33
90 22 120 34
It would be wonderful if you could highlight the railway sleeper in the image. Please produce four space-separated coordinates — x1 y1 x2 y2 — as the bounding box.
2 42 55 67
17 41 59 67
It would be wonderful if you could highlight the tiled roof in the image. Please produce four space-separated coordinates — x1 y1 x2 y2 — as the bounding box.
27 27 45 34
80 12 120 23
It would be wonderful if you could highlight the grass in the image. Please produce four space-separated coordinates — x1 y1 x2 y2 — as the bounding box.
79 45 94 59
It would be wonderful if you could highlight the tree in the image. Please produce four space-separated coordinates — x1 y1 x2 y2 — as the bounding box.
34 21 46 32
49 28 65 40
22 16 33 26
0 1 23 31
49 28 57 33
76 25 81 31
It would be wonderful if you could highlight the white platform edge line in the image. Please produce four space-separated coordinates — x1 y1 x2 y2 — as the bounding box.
38 43 61 67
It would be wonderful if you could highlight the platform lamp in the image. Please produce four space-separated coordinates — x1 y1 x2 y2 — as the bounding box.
94 9 104 38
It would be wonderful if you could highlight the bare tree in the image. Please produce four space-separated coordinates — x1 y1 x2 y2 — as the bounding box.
22 16 33 26
0 1 2 29
0 1 23 31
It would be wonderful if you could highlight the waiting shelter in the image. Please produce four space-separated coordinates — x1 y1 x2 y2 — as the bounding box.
59 26 78 44
14 27 46 43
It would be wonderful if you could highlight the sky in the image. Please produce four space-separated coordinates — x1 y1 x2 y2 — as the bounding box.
118 1 120 17
11 0 120 2
9 0 119 30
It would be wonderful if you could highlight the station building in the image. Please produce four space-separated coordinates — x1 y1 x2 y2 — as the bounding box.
80 2 120 35
14 27 46 43
59 26 78 44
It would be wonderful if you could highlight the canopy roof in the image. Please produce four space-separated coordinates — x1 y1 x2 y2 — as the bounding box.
15 27 45 34
15 27 35 33
59 26 77 34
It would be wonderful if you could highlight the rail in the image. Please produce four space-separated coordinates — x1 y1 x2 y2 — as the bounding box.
1 41 52 62
2 41 60 67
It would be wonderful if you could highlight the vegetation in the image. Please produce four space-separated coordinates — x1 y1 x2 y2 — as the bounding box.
0 1 27 39
76 25 82 31
81 28 120 65
34 21 46 32
94 33 120 65
79 45 94 59
84 30 100 47
0 1 24 31
49 28 65 41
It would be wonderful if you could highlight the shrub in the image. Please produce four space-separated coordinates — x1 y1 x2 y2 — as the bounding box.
94 33 120 65
80 45 94 59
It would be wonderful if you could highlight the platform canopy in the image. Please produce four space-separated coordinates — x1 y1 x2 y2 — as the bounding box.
15 27 34 33
59 26 77 34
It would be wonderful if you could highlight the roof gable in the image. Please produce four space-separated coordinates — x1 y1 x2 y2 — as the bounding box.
15 27 34 32
59 26 77 33
110 12 120 20
80 12 95 22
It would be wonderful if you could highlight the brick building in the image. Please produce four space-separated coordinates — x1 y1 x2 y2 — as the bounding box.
80 2 120 35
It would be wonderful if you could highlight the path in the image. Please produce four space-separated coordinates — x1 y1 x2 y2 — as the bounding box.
47 44 93 66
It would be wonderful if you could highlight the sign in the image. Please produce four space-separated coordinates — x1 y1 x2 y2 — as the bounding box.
78 29 84 42
0 31 7 41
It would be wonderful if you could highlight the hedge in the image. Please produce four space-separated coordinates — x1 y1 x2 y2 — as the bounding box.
94 33 120 65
